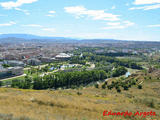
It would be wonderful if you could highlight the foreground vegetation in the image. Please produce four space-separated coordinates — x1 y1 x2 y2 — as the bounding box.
0 70 160 120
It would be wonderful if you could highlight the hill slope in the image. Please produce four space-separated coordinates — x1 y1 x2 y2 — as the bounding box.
0 71 160 120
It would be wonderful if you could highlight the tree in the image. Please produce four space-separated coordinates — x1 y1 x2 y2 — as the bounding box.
112 66 127 77
33 77 43 90
13 69 108 90
2 64 10 68
0 81 2 87
101 84 106 89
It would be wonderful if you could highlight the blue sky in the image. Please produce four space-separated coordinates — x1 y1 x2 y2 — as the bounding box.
0 0 160 41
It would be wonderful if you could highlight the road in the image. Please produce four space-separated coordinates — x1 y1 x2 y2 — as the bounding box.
0 74 26 81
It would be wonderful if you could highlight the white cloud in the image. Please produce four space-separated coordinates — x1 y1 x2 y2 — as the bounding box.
21 24 56 33
130 4 160 10
49 11 56 14
0 21 16 27
22 24 42 27
42 28 56 32
131 0 160 10
15 8 30 15
103 21 135 29
47 10 56 17
0 0 38 9
103 26 125 29
111 6 116 9
134 0 160 5
107 22 121 26
46 14 55 17
123 21 135 26
147 24 160 27
22 24 56 33
64 6 120 21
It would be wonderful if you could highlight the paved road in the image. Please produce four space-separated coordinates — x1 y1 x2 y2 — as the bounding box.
0 74 26 81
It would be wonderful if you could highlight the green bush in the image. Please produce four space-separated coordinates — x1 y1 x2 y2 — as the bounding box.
138 84 142 89
94 83 99 88
116 87 121 93
101 84 106 89
71 85 77 89
104 81 108 85
107 85 113 90
112 66 128 77
77 91 82 95
149 99 156 108
123 85 129 90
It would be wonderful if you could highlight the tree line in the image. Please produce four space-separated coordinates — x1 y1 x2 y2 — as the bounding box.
11 66 128 90
12 70 107 90
81 53 143 70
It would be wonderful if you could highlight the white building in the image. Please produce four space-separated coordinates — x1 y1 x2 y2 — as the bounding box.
55 53 71 60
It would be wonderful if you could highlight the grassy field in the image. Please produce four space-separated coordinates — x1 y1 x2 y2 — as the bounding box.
0 70 160 120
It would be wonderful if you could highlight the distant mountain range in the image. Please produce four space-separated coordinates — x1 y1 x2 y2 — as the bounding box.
0 34 159 43
0 33 122 43
0 34 71 40
0 34 80 43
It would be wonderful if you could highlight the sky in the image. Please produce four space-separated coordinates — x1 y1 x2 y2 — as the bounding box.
0 0 160 41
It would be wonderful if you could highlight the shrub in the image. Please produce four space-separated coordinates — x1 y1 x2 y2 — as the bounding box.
116 87 121 93
71 85 77 89
101 84 106 89
123 85 129 90
128 84 132 88
132 81 136 85
138 84 142 89
94 84 99 88
149 99 155 108
104 81 108 85
77 91 82 95
107 85 113 90
115 85 119 89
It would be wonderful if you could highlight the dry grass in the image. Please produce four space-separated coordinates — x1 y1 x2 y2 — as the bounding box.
0 72 160 120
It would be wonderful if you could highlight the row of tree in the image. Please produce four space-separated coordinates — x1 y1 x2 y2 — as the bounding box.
81 53 143 70
12 70 107 90
11 65 128 90
96 52 134 57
